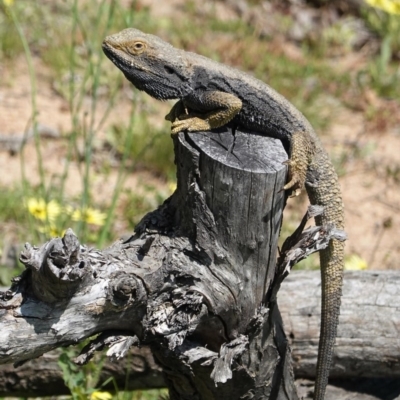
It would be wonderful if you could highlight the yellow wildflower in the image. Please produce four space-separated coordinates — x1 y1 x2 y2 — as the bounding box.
64 204 74 216
72 207 107 226
168 180 177 194
38 224 66 238
365 0 400 15
3 0 14 7
90 391 113 400
27 198 61 222
344 254 368 271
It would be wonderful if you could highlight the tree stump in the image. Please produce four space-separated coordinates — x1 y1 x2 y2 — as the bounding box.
0 127 343 399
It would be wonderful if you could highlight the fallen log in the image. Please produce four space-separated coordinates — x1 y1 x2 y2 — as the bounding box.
0 270 399 398
280 270 400 379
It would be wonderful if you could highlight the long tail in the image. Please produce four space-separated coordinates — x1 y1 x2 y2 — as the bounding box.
314 239 344 399
306 149 345 400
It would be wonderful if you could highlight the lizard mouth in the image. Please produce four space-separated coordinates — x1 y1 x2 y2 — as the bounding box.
102 41 148 73
102 42 123 67
102 41 157 80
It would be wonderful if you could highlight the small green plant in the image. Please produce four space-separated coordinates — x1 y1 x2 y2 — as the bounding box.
358 35 400 99
58 347 168 400
0 1 23 60
107 116 175 180
304 17 362 58
121 182 174 230
59 348 110 400
332 140 376 178
385 163 400 183
0 0 162 249
363 0 400 56
359 0 400 98
116 390 169 400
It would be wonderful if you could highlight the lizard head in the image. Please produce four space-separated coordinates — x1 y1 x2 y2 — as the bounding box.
102 28 193 100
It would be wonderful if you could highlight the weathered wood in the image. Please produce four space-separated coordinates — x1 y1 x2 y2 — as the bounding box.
280 270 400 379
297 378 400 400
1 270 400 399
0 128 307 399
0 355 399 400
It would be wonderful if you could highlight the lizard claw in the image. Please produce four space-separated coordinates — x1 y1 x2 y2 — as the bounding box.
282 159 304 197
282 179 302 197
171 117 212 134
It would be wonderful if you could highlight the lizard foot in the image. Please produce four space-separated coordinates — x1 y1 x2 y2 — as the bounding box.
282 160 303 197
282 131 314 197
167 92 242 134
171 117 212 134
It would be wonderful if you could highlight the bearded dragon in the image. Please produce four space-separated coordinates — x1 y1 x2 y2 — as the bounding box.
102 28 345 400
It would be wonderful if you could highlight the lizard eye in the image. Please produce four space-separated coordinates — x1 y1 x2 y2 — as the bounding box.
129 41 146 54
164 66 175 74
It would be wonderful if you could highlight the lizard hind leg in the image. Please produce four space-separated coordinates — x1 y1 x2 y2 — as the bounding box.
283 130 314 197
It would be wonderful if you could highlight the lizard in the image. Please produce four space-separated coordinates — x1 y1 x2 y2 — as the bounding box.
102 28 345 400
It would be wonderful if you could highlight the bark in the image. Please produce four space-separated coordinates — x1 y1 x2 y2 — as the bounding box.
0 129 343 399
280 270 400 379
0 271 399 398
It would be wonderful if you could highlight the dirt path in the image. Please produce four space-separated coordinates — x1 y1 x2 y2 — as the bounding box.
1 5 399 271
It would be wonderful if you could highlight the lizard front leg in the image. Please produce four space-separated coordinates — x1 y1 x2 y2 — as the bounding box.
165 100 187 123
283 131 315 196
166 91 242 134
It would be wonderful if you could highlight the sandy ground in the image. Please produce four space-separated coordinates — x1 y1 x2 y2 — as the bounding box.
1 2 399 271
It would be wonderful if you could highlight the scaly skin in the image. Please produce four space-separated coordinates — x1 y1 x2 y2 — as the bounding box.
102 28 345 400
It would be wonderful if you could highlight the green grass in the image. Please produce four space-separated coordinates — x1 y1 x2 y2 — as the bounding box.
121 182 173 230
361 4 400 59
119 390 169 400
106 109 175 180
59 347 169 400
0 2 171 393
0 0 397 288
0 0 397 284
359 5 400 100
358 37 400 99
